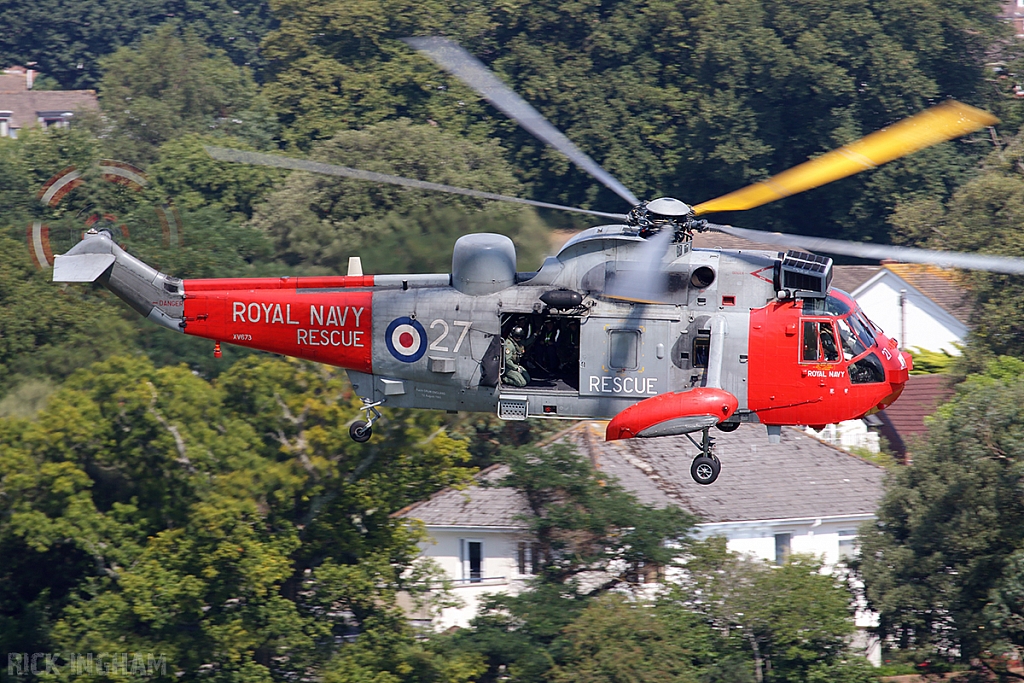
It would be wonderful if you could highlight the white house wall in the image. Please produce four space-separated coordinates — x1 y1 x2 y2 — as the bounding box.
418 527 533 630
421 515 877 635
851 272 966 355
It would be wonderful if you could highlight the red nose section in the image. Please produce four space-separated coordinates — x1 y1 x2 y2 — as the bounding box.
606 388 739 441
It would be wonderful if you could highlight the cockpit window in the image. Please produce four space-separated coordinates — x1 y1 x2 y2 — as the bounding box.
802 320 840 362
849 352 886 384
848 313 876 349
802 293 852 317
836 318 867 360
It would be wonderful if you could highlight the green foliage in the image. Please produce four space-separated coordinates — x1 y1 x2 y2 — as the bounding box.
0 235 137 395
263 0 1009 240
0 0 274 90
0 355 476 681
92 25 270 163
859 357 1024 674
250 120 550 273
907 346 959 374
550 593 705 683
148 134 286 218
669 539 865 683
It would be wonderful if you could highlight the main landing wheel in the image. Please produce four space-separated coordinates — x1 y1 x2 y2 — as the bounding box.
715 421 739 433
349 420 372 443
690 455 721 485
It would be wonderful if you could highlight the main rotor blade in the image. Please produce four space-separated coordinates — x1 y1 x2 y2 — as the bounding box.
205 146 628 221
693 101 999 216
403 37 641 207
707 222 1024 275
605 227 675 303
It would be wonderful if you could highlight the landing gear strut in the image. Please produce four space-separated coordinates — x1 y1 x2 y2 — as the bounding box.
349 399 384 443
686 427 721 485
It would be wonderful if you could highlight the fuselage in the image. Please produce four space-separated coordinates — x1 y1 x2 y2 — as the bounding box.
54 226 910 432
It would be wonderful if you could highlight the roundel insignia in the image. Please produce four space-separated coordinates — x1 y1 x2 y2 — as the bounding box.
385 317 427 363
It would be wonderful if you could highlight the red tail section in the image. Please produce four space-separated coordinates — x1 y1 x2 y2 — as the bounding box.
606 388 738 441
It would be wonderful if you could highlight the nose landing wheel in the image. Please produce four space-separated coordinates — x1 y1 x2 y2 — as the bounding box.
687 427 721 485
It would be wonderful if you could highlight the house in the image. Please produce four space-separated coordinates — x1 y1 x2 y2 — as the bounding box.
867 374 954 461
396 421 884 662
1000 0 1024 37
0 66 98 139
832 263 970 355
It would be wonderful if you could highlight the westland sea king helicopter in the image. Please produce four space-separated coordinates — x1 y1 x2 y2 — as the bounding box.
53 38 1024 484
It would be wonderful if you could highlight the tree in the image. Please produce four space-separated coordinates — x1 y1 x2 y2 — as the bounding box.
667 539 872 683
0 0 274 90
92 25 269 163
550 593 708 683
0 355 477 681
0 234 136 397
261 0 1010 240
859 357 1024 678
248 119 551 274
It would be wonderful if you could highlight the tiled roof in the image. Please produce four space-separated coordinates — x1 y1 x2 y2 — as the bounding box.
831 265 881 294
397 422 884 527
875 374 954 457
881 264 972 325
0 87 98 131
395 465 532 528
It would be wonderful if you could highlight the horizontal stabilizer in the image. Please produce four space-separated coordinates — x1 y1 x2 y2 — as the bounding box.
53 253 116 282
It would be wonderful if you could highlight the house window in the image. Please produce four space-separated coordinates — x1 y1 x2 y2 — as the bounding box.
775 533 791 566
609 330 639 369
0 112 10 138
460 539 483 582
838 530 858 561
517 542 541 575
37 111 73 130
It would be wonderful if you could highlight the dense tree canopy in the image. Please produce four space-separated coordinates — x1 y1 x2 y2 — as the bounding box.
249 119 551 274
859 358 1024 677
0 0 274 89
0 355 477 680
260 0 1012 245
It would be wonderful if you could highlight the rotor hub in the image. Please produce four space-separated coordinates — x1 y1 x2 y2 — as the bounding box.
628 197 705 241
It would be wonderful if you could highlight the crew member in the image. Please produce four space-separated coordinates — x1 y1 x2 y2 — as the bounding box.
502 326 531 387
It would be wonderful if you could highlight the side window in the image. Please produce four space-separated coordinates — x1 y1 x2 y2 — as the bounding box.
802 321 819 361
609 330 639 369
801 320 840 363
692 331 710 368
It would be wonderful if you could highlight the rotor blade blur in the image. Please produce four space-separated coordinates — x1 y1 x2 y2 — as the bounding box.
605 227 675 303
693 101 999 216
707 222 1024 275
204 146 628 220
403 37 640 207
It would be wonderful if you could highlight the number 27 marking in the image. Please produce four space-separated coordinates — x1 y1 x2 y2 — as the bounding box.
429 319 472 353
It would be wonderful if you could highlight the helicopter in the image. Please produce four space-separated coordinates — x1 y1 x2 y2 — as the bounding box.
52 38 1024 485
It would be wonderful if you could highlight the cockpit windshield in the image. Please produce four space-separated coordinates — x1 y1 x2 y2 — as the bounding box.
802 293 851 317
803 289 879 353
